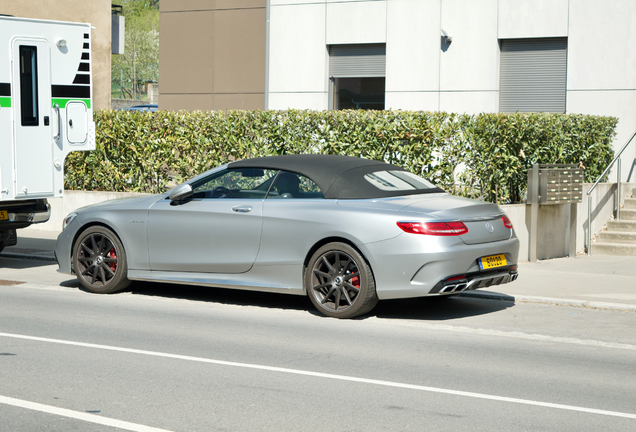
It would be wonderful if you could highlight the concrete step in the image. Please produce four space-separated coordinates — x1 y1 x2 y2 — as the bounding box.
591 242 636 256
597 231 636 244
619 209 636 220
606 220 636 231
624 198 636 209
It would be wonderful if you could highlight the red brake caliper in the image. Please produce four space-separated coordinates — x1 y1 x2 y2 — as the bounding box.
108 249 117 272
350 269 360 289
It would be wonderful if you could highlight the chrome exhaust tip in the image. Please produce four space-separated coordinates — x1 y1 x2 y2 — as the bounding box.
440 285 456 293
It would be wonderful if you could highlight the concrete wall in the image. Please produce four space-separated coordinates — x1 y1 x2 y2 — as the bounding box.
265 0 636 181
27 183 635 263
159 0 266 111
268 1 328 110
0 0 112 110
111 99 151 109
566 0 636 183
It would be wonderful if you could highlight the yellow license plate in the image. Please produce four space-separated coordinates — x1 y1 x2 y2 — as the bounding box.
0 210 8 221
479 254 507 270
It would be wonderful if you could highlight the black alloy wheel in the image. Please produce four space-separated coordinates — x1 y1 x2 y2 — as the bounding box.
305 242 378 318
73 226 131 294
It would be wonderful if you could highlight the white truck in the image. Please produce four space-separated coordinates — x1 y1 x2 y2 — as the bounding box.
0 15 95 252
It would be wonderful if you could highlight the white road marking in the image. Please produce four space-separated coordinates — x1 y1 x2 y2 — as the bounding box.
379 320 636 351
0 395 173 432
2 332 636 420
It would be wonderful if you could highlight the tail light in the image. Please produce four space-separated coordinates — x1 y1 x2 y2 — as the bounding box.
502 215 513 229
397 221 469 236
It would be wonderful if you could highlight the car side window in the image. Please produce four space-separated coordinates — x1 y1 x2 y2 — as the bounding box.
266 171 325 199
192 168 278 199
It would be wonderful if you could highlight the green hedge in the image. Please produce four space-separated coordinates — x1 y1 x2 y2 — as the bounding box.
64 109 617 204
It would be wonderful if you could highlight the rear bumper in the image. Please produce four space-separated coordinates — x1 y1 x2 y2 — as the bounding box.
0 201 50 249
361 232 520 300
0 200 51 229
432 266 519 294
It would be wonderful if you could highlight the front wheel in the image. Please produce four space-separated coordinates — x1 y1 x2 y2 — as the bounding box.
305 242 378 318
73 226 130 294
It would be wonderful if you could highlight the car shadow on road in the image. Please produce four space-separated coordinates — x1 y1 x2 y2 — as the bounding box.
129 281 313 311
126 281 515 321
373 295 515 320
0 256 56 270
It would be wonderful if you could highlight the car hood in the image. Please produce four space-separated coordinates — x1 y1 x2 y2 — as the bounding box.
76 194 162 214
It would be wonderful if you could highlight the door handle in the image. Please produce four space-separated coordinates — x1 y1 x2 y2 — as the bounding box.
232 205 252 213
53 104 61 141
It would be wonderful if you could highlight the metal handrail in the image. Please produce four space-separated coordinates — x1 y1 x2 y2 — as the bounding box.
53 103 61 142
586 129 636 255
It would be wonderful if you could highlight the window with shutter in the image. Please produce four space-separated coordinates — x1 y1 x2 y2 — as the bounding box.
499 38 568 113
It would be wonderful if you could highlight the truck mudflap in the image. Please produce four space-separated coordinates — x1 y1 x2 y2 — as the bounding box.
0 228 17 248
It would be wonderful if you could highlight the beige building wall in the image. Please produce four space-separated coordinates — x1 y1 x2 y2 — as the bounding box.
160 0 266 111
0 0 112 110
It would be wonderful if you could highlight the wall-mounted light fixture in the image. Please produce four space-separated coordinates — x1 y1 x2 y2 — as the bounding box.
441 29 452 44
56 39 67 48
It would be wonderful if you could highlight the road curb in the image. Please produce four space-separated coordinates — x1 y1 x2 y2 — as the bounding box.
460 291 636 313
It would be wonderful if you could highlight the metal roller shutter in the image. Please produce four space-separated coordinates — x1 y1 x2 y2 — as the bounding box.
329 44 386 78
499 38 567 113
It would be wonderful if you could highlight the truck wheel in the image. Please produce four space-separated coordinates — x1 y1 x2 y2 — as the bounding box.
73 226 130 294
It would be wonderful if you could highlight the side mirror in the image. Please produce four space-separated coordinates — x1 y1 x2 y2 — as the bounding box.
168 183 193 202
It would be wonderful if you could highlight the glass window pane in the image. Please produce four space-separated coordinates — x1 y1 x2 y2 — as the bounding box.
19 45 39 127
335 77 385 110
267 171 325 199
193 168 278 199
364 171 437 191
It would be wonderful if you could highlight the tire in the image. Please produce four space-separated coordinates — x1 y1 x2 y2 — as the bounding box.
305 242 378 318
73 226 131 294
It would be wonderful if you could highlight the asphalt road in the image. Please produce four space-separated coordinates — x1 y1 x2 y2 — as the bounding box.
1 256 636 431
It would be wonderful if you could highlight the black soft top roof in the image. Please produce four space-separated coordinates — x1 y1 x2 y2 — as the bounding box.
229 154 444 199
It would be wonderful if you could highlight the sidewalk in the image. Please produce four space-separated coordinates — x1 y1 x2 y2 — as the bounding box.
2 229 636 312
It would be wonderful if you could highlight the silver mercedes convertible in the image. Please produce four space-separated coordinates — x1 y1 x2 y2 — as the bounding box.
56 154 520 318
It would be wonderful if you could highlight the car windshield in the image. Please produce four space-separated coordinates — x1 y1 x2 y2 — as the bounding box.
364 170 437 191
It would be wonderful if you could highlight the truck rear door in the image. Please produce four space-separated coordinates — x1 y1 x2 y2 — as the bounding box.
12 38 53 199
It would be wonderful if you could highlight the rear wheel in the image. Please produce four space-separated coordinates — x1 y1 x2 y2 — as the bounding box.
73 226 130 294
305 242 378 318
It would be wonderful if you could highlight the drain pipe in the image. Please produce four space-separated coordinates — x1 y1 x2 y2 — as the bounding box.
264 0 270 110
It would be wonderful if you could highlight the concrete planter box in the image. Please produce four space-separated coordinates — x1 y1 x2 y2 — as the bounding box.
27 183 634 262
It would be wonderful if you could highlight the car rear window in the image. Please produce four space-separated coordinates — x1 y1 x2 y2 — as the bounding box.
364 170 437 191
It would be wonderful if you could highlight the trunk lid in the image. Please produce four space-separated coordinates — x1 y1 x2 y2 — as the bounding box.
399 194 512 244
